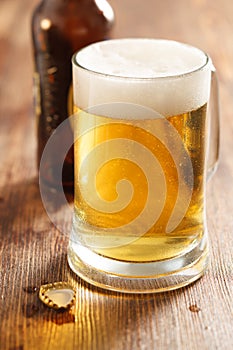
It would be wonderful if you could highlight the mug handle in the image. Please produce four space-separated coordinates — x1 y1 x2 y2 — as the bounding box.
207 66 220 180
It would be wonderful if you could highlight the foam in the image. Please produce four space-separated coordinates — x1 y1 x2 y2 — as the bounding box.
73 39 211 116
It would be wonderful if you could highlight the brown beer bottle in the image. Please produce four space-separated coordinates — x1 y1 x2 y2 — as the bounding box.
31 0 114 192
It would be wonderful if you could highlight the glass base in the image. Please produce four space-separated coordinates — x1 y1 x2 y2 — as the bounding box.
67 234 209 293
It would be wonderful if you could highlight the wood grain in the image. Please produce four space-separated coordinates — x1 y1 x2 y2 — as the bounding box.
0 0 232 349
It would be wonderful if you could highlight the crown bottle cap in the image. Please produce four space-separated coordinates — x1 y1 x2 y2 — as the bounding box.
39 282 76 310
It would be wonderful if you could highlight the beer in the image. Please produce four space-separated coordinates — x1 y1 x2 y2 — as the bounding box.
73 103 207 262
68 38 214 292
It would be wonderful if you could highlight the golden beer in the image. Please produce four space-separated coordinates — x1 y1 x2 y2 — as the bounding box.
68 38 214 292
73 103 207 262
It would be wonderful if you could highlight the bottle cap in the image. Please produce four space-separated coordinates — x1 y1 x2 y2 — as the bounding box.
39 282 76 310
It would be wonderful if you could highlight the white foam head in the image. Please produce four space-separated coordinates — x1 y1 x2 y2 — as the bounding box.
73 38 211 116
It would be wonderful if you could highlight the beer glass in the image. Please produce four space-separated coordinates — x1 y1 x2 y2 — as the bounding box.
68 39 219 293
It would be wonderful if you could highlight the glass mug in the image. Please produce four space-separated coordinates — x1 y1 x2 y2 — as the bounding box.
68 38 219 293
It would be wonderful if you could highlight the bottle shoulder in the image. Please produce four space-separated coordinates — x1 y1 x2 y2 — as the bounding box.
32 1 114 51
32 1 114 27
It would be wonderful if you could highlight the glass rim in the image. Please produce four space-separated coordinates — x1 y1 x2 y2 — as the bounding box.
72 38 210 81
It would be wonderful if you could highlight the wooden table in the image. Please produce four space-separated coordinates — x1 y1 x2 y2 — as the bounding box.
0 0 232 349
